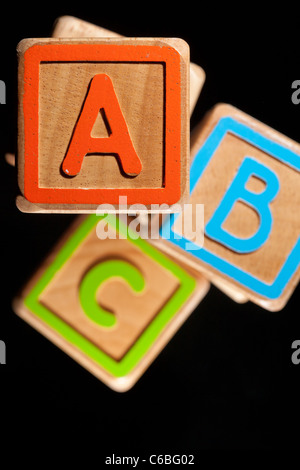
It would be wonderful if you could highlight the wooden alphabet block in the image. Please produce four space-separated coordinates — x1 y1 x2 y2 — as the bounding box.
7 16 205 173
17 37 190 213
155 104 300 311
13 215 209 391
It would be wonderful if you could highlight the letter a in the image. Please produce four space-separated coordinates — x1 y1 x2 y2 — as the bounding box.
62 74 142 177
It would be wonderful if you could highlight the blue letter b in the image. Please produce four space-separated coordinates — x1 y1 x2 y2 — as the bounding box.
205 157 280 253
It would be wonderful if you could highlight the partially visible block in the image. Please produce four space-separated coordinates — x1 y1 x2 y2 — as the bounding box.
5 153 15 166
155 104 300 311
52 15 205 116
17 37 190 213
52 15 122 39
189 62 205 115
13 215 209 392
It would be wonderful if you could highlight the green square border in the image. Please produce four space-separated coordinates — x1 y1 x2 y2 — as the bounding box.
24 215 196 378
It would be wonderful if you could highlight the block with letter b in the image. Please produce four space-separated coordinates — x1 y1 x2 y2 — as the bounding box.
17 37 190 213
13 215 209 391
158 104 300 311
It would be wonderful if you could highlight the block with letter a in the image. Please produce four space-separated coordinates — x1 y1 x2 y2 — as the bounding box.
17 37 190 213
156 104 300 311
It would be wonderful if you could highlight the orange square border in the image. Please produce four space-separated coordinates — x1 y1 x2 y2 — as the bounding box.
22 43 182 206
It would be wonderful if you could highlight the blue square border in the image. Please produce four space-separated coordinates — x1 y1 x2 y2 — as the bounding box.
160 116 300 299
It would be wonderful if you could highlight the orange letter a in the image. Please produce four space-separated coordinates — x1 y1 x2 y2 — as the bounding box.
62 74 142 177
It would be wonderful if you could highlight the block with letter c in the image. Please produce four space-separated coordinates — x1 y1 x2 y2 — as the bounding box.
13 215 209 391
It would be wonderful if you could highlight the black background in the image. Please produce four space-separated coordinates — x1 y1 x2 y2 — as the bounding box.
0 4 299 453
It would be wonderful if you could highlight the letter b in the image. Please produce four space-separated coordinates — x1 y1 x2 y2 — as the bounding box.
205 157 280 253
